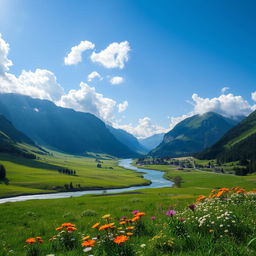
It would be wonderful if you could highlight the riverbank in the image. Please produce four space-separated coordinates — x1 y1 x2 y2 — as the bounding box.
0 159 172 203
0 153 150 199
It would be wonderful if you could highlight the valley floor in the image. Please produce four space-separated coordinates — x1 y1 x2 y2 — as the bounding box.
0 160 255 255
0 152 150 198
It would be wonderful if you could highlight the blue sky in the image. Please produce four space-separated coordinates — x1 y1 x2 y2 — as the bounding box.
0 0 255 138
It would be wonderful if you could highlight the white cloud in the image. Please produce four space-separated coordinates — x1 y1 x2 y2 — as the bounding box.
57 82 116 121
168 113 194 131
251 91 256 102
90 41 130 69
191 93 253 117
118 100 128 112
0 69 64 101
64 40 95 65
0 33 12 75
221 87 229 94
114 117 166 139
87 71 102 82
110 76 124 85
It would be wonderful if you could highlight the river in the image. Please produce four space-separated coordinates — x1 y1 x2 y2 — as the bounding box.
0 159 173 204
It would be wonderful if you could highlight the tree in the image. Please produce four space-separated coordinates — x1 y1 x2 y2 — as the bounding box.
173 175 182 188
0 164 6 179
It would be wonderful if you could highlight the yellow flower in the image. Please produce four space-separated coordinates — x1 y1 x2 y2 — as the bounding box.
102 214 111 219
209 229 214 233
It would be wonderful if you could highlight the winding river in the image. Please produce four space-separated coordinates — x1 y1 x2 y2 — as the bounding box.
0 159 173 204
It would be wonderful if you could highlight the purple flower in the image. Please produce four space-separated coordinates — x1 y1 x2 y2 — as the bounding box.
166 210 176 216
188 204 196 211
132 210 140 214
120 216 127 220
150 216 156 220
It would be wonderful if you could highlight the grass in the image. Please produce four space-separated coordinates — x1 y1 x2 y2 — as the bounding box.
0 152 150 198
136 163 256 196
0 159 256 255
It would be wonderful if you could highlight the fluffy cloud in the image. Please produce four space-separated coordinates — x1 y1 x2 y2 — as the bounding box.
0 33 13 75
118 100 128 112
0 69 64 101
252 91 256 102
87 71 102 82
90 41 130 69
57 82 117 121
191 93 253 117
221 87 229 94
64 40 95 65
110 76 124 85
114 117 166 139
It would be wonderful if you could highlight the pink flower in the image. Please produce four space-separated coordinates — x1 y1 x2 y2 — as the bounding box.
132 210 139 214
166 210 176 216
150 216 156 219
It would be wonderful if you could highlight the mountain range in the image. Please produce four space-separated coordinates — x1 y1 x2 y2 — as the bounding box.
149 112 241 158
0 93 139 158
139 133 164 151
196 109 256 162
0 93 255 163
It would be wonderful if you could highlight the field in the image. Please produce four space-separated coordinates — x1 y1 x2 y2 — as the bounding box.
0 152 149 198
0 160 256 255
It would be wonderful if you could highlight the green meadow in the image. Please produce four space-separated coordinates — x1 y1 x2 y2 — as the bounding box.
0 152 149 198
0 158 255 255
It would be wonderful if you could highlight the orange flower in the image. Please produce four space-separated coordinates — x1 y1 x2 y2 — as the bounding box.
119 221 126 225
26 238 36 244
62 222 75 227
82 240 96 247
236 189 246 194
131 216 140 222
56 227 62 231
216 191 224 197
99 223 115 230
92 222 100 229
196 195 206 203
135 212 145 217
82 236 90 241
66 226 77 231
126 226 135 230
219 188 229 192
113 235 129 244
126 232 133 236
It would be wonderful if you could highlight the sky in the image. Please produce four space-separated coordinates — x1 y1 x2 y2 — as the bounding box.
0 0 255 138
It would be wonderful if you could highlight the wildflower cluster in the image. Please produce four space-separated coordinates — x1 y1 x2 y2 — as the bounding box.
22 187 256 256
24 237 43 256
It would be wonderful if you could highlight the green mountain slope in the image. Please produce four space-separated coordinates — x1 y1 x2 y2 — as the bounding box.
107 125 147 155
0 115 42 158
150 112 240 158
0 93 138 158
196 110 256 162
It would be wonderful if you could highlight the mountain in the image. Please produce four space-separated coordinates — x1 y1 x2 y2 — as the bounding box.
0 93 138 158
196 110 256 162
0 114 42 158
139 133 165 151
149 112 240 158
107 125 147 155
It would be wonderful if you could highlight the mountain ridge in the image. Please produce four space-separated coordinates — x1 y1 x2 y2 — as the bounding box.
0 93 139 158
149 112 241 158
